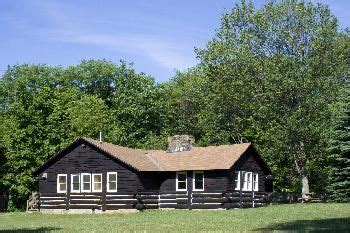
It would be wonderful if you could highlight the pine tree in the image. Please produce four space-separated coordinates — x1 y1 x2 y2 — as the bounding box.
328 83 350 202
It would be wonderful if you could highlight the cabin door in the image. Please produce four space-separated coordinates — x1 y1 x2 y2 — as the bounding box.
176 171 193 208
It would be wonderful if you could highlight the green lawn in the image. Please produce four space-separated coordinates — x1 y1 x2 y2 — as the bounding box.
0 203 349 232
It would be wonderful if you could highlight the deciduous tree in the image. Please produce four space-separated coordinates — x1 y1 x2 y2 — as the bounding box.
195 0 347 195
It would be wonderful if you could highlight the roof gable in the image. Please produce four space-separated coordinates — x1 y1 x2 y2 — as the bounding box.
35 138 84 175
34 138 157 174
231 145 272 174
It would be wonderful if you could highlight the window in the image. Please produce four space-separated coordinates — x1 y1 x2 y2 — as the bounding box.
244 172 253 191
236 171 258 191
107 172 117 192
92 173 102 192
253 173 259 191
81 173 91 192
176 172 187 191
235 171 241 190
71 174 80 193
193 171 204 191
57 174 67 193
241 171 247 190
247 172 252 191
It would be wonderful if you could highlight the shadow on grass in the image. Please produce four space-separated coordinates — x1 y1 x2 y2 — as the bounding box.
0 227 60 232
255 217 350 232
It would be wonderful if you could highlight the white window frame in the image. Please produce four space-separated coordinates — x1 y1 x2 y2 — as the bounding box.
107 172 118 192
81 173 92 192
92 173 103 192
253 173 259 191
235 171 241 190
176 171 187 191
71 174 80 193
242 171 247 191
193 171 204 191
57 174 67 193
244 172 253 191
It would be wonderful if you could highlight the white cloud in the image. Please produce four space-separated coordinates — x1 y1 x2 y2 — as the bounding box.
54 32 196 71
27 0 197 72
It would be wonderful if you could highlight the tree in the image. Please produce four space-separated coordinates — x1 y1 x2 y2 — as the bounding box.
65 59 169 149
195 0 347 195
0 60 171 208
164 68 208 140
0 64 64 208
64 59 121 107
328 82 350 202
107 67 168 149
66 95 109 138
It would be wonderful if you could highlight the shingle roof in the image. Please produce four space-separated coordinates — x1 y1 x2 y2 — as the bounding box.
83 138 162 171
84 138 251 171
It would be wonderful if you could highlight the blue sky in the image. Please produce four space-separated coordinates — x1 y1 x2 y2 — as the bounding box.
0 0 349 82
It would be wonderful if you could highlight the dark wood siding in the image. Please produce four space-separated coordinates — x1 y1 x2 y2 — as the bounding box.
137 172 162 192
39 143 141 194
158 172 175 192
231 147 272 192
38 142 272 196
159 170 228 193
204 170 229 192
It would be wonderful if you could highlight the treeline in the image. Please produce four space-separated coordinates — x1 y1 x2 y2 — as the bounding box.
0 0 349 209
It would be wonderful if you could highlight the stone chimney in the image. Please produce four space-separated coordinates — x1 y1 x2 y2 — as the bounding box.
167 135 195 152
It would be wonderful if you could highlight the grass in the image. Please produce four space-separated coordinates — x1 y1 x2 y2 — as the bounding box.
0 203 349 232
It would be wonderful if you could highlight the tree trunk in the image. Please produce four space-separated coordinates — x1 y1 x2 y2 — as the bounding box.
300 160 310 202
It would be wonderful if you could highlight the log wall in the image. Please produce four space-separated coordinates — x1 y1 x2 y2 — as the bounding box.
39 191 270 210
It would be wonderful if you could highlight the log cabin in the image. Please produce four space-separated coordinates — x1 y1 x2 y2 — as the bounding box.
34 136 273 211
